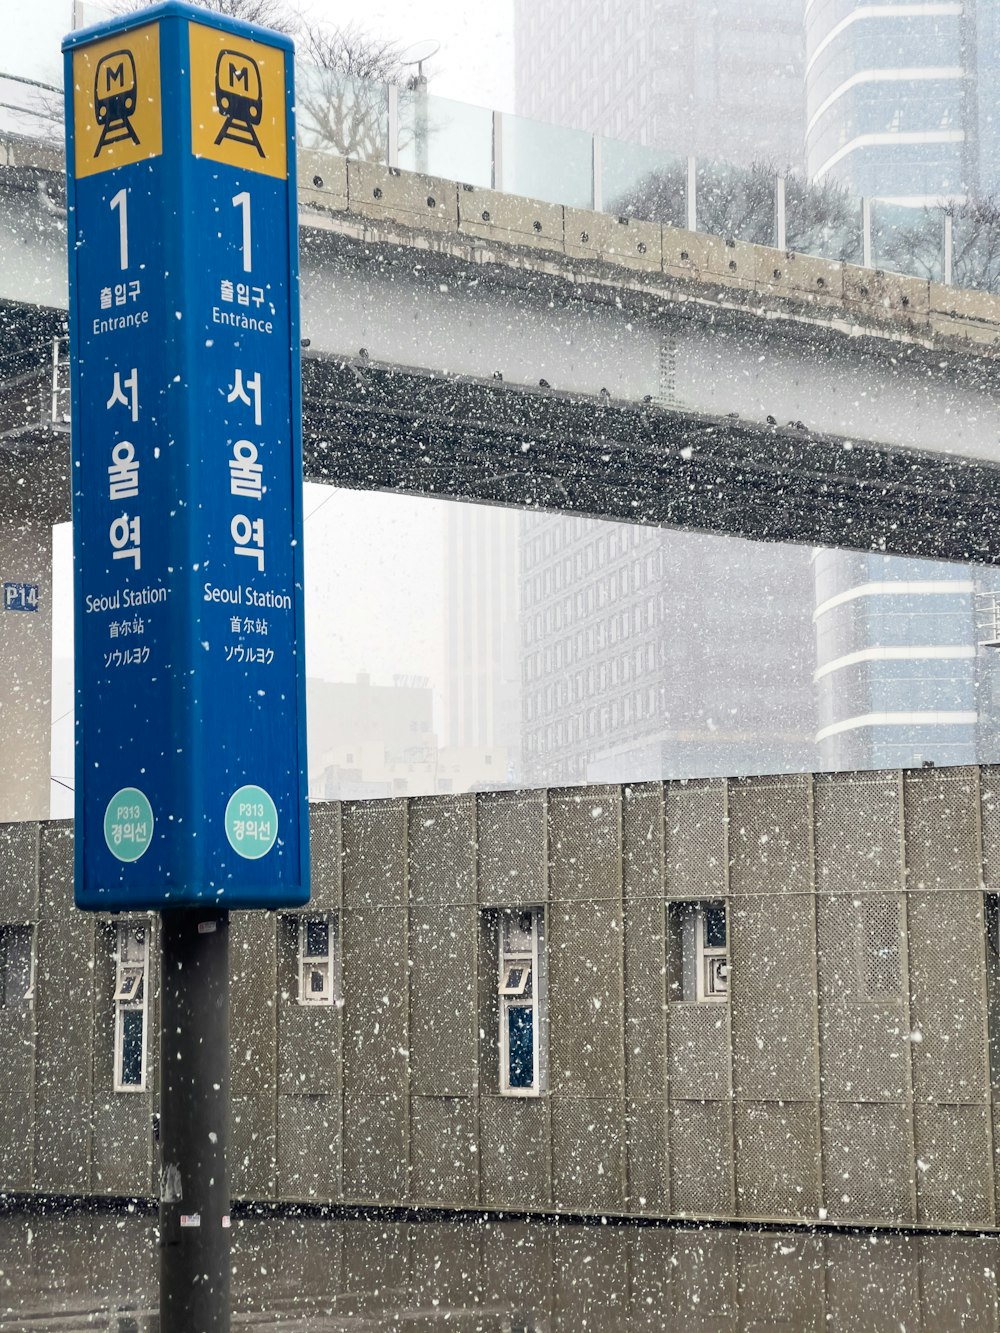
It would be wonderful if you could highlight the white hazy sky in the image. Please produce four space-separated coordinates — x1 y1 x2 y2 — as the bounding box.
13 0 515 110
51 486 454 814
297 0 514 110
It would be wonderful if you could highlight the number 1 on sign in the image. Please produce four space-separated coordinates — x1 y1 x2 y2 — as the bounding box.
110 188 128 270
233 192 251 273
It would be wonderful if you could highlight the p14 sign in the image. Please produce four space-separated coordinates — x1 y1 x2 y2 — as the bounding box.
64 1 309 910
3 583 39 612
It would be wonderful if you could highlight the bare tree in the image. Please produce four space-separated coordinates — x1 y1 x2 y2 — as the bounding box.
784 172 862 263
947 196 1000 292
295 22 404 161
612 159 862 261
612 159 786 243
699 159 778 246
871 208 944 283
851 194 1000 291
612 156 1000 292
296 22 402 84
110 0 405 162
612 161 687 230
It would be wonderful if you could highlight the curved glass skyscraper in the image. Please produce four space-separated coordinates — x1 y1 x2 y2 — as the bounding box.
813 549 985 769
805 0 997 203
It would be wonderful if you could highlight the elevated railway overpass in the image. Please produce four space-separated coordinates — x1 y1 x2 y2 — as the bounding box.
2 132 1000 560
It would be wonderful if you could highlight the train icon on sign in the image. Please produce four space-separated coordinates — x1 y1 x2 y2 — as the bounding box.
94 49 139 156
214 49 265 157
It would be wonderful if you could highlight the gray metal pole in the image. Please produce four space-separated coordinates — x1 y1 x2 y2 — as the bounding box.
158 908 231 1333
686 155 697 233
387 83 400 169
492 110 504 191
414 74 429 175
774 175 786 252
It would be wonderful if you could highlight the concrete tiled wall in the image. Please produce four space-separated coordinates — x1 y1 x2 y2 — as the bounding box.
2 769 1000 1230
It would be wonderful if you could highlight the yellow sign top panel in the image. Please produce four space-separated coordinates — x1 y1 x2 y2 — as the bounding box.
72 23 162 179
188 23 287 179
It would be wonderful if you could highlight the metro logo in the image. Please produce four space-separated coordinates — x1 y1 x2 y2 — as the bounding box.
101 56 129 89
214 48 264 156
72 24 161 178
222 57 253 92
94 50 139 155
189 22 286 179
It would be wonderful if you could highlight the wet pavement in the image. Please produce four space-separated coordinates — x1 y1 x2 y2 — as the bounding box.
1 1204 999 1330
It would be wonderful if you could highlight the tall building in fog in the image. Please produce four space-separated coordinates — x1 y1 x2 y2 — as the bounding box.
520 516 817 787
515 0 806 170
508 0 1000 786
444 505 521 782
805 0 1000 201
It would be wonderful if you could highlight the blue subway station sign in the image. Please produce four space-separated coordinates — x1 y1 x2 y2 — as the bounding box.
64 2 309 910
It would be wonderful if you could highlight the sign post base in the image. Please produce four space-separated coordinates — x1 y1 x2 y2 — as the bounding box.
158 908 231 1333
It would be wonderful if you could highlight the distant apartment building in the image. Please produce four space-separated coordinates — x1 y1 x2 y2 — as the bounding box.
805 0 1000 202
519 514 818 788
308 673 438 799
514 0 806 170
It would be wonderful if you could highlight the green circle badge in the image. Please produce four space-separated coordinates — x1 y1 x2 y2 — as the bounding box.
104 788 154 862
225 785 278 859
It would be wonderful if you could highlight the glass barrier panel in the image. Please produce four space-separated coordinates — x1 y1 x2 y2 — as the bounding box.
500 112 593 209
696 159 776 245
397 89 492 187
871 202 943 282
784 172 863 264
600 138 685 228
952 205 1000 294
296 67 389 164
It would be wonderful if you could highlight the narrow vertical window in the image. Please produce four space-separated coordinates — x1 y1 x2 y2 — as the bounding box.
298 914 338 1005
114 920 148 1091
667 901 728 1003
499 908 546 1096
